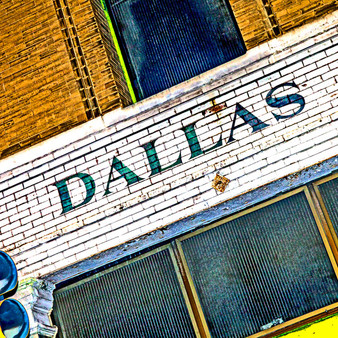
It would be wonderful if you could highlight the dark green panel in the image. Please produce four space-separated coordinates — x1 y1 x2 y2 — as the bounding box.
318 177 338 235
181 192 338 337
53 249 195 338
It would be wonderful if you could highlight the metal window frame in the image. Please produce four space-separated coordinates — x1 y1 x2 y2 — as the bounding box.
53 244 201 337
53 174 338 338
175 183 338 338
103 0 246 101
312 172 338 255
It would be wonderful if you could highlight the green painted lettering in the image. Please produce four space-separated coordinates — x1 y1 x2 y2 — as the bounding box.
227 103 269 143
54 173 96 214
104 157 144 195
141 139 182 176
182 122 223 159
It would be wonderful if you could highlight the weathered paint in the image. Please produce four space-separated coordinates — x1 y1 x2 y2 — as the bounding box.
45 156 338 286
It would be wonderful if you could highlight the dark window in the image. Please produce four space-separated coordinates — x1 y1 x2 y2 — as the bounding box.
179 190 338 337
52 247 197 337
107 0 246 100
53 178 338 337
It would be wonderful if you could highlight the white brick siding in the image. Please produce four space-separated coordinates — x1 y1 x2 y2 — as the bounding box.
1 12 338 279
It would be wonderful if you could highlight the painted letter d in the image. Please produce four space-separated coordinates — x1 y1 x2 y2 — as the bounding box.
54 173 96 214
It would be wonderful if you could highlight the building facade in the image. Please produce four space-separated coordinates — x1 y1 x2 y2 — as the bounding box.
0 0 338 337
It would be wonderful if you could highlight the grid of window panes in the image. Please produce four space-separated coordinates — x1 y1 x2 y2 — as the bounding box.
52 176 338 337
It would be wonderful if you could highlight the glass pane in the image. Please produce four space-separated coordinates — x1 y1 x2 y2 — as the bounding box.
108 0 246 99
318 177 338 234
181 192 338 337
53 249 196 337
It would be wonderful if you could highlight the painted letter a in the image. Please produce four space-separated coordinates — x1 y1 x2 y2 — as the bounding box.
54 173 96 214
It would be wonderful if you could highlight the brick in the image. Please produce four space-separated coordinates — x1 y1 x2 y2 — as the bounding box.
76 247 99 261
218 79 241 95
3 184 23 197
294 63 317 78
303 51 326 65
197 90 220 104
227 93 249 107
241 70 264 85
249 83 272 98
235 82 258 96
258 72 280 86
317 52 338 68
3 233 24 246
306 65 330 80
280 63 302 76
326 44 338 57
23 175 44 188
322 69 338 81
264 60 287 75
1 220 21 234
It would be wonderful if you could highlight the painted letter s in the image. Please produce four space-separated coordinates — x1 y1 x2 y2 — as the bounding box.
266 82 305 121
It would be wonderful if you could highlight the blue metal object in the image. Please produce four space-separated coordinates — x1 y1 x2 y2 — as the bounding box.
0 251 18 298
0 251 29 338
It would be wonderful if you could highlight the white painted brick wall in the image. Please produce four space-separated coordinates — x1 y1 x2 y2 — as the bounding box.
1 13 338 279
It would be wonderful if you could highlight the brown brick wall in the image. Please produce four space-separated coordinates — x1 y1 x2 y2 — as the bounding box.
270 0 338 32
68 0 132 113
229 0 276 49
0 0 337 159
90 0 132 109
0 0 88 159
0 0 131 160
230 0 338 49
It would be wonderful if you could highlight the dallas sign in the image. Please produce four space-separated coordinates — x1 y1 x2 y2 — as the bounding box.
54 82 305 214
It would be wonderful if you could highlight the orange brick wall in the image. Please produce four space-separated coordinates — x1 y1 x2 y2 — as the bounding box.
230 0 276 49
271 0 338 32
0 0 131 160
0 0 337 159
230 0 338 48
0 0 88 159
68 0 132 112
90 0 132 109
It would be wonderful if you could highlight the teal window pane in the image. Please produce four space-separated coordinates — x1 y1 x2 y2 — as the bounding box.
181 192 338 337
53 249 196 337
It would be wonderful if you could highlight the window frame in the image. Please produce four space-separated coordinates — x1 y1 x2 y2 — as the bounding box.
313 173 338 254
53 174 338 338
175 183 338 337
103 0 246 101
53 244 201 337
